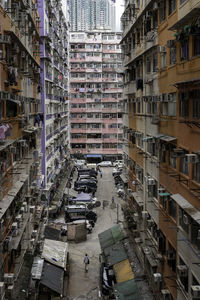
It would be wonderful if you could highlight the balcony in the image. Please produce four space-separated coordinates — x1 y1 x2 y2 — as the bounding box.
71 128 87 133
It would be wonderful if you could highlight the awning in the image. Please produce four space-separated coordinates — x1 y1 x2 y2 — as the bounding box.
103 242 128 266
120 174 128 184
98 224 125 250
143 136 153 141
171 194 200 225
40 262 64 295
86 154 102 158
113 259 134 283
114 279 142 300
31 257 44 280
159 192 170 197
172 77 200 87
160 135 177 142
41 239 68 270
169 8 200 30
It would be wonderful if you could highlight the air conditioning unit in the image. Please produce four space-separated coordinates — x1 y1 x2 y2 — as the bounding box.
177 265 188 277
191 286 200 299
4 273 14 285
30 238 35 247
158 187 165 192
147 178 155 185
15 215 22 228
21 51 25 58
11 222 18 231
153 2 158 10
31 230 37 239
29 206 35 214
183 214 189 225
153 273 162 283
158 46 166 53
22 202 28 213
133 213 139 222
185 154 198 164
161 289 171 299
6 284 14 298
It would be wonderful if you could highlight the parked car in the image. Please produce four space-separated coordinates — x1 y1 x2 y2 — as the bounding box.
78 168 98 176
78 174 97 180
97 161 112 167
113 160 123 167
100 262 114 296
74 159 86 168
112 167 123 176
74 180 97 194
78 176 97 183
65 205 97 223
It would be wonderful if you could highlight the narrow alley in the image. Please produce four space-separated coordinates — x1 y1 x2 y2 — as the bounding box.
67 167 123 300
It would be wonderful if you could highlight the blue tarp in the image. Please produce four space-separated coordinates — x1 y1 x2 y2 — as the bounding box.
85 154 102 158
74 192 92 202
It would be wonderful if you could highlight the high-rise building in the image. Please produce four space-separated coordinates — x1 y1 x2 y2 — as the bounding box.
38 0 71 199
70 31 123 162
0 0 43 293
121 0 200 299
69 0 116 32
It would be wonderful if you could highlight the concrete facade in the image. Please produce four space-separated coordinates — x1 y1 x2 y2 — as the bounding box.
121 0 200 299
69 31 123 161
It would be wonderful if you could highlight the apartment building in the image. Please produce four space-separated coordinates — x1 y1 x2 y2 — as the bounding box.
0 0 43 296
38 0 70 196
70 31 123 161
69 0 116 32
120 0 200 299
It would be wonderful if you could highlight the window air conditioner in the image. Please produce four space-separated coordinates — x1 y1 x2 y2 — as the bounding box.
153 273 162 283
22 202 28 213
133 213 139 222
146 11 152 18
177 265 188 277
191 286 200 299
147 178 155 185
4 273 14 285
31 230 37 239
147 219 154 227
11 222 18 231
29 206 35 214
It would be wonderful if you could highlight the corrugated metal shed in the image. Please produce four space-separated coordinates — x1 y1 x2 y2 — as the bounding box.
114 278 142 300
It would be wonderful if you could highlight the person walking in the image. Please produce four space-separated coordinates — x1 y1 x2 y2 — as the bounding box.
84 253 90 272
100 168 102 178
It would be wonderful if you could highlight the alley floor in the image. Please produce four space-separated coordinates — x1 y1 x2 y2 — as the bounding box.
67 167 123 300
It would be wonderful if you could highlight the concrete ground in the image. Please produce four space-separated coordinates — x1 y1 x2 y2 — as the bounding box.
67 167 123 300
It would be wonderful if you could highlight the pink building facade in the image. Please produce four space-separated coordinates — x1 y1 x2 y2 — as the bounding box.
70 31 123 161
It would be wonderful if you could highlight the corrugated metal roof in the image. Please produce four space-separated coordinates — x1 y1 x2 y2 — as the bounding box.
104 242 127 266
98 224 125 250
114 279 142 300
113 259 134 283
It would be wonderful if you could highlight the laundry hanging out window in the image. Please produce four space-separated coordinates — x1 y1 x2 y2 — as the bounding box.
6 100 18 118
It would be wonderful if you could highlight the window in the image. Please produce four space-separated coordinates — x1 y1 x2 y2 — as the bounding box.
159 0 166 22
179 96 189 118
146 56 151 73
193 162 200 182
168 198 176 219
168 0 176 15
180 155 189 175
194 35 200 56
168 93 176 116
161 52 167 68
147 140 158 157
169 150 176 169
6 101 18 118
170 45 176 64
191 220 200 250
153 52 158 72
180 39 189 60
192 99 200 119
